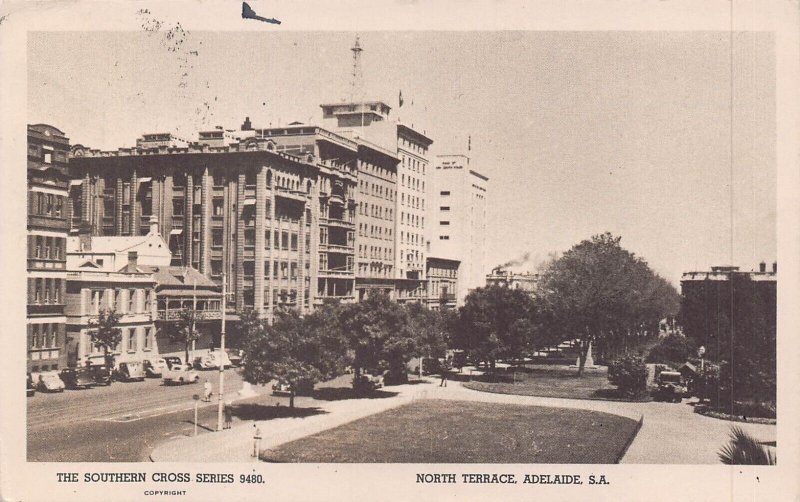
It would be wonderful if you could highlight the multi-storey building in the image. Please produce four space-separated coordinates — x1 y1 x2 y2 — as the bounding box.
425 257 459 310
320 101 432 302
429 154 488 304
27 124 71 373
65 227 159 366
68 126 356 321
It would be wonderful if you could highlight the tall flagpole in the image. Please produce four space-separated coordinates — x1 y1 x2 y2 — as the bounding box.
217 272 226 431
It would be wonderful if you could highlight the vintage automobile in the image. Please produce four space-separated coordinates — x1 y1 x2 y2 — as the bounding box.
143 358 169 378
35 371 65 393
162 364 200 385
27 373 36 397
162 356 183 370
226 349 243 367
271 379 314 397
87 364 113 386
60 367 95 389
653 370 688 402
114 361 146 382
195 350 232 370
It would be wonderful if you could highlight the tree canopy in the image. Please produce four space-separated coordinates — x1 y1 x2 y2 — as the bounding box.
534 232 680 374
88 308 122 369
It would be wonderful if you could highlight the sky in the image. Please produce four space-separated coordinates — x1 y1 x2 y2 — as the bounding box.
27 30 776 285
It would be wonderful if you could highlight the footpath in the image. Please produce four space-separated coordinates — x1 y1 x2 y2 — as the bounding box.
149 379 776 464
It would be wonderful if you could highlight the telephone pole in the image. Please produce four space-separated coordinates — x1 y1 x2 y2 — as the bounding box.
217 272 227 432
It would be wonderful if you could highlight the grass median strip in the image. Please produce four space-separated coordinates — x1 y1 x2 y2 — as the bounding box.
261 399 640 463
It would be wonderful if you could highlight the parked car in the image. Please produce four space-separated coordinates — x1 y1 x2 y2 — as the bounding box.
653 371 688 402
272 379 314 397
27 373 36 397
162 364 200 385
195 350 232 370
34 371 65 393
60 367 95 389
227 349 243 367
143 358 169 378
162 356 183 370
272 381 292 396
87 364 112 386
114 361 146 382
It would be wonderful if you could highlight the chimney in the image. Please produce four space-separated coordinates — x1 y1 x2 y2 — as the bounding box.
127 251 138 272
759 261 766 273
772 262 777 274
149 215 159 236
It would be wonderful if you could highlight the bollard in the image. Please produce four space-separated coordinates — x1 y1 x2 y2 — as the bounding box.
252 426 262 461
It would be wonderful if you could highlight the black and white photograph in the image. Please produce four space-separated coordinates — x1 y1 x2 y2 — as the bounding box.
2 1 799 501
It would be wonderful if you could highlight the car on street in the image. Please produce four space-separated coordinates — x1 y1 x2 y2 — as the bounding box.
27 373 36 397
653 370 688 402
60 367 95 389
34 371 65 392
162 364 200 385
227 349 243 367
195 350 232 370
114 361 146 382
87 364 112 386
162 356 183 370
143 358 169 378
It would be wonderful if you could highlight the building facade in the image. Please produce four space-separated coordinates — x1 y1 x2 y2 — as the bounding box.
485 267 538 293
425 257 459 310
429 154 488 304
27 124 71 373
68 128 355 322
320 101 432 303
65 234 158 367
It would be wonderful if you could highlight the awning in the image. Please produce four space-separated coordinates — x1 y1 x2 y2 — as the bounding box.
137 177 152 184
242 199 256 206
158 288 221 298
170 229 183 235
69 179 83 186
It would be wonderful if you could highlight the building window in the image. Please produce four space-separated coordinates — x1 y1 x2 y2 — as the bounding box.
440 221 450 226
211 259 222 276
129 328 138 352
291 233 298 251
281 231 289 250
244 229 255 247
173 198 184 216
212 199 224 216
43 151 52 164
440 191 450 196
440 206 450 211
212 229 223 247
128 289 136 313
439 235 450 240
243 261 255 278
143 327 152 350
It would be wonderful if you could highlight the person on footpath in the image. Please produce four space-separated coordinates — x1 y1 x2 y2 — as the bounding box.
440 361 449 387
203 379 213 402
224 401 233 429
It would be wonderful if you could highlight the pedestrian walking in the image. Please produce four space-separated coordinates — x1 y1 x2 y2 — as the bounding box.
440 362 449 387
224 401 233 429
203 379 213 402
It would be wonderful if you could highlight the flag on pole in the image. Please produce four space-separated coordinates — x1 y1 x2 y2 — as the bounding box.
399 90 404 108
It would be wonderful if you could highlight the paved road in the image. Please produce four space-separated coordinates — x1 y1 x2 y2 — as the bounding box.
27 369 277 462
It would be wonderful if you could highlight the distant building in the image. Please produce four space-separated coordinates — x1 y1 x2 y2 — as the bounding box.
425 257 459 311
429 154 488 304
680 263 776 361
27 124 71 373
485 267 538 293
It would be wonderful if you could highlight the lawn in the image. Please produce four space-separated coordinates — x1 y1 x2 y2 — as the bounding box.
260 399 641 463
461 365 648 401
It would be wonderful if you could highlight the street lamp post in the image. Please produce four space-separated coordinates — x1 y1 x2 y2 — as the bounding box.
217 273 227 432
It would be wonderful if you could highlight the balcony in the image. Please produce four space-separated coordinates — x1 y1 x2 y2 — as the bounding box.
320 217 354 229
318 269 355 278
275 187 307 202
319 243 353 254
157 309 222 321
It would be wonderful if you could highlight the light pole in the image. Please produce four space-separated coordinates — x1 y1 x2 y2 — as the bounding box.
217 272 228 432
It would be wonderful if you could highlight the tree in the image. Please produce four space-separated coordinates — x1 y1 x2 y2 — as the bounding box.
534 233 680 375
170 307 201 365
453 285 538 371
88 308 122 371
607 354 648 399
407 303 450 363
718 426 776 465
240 309 346 407
338 292 417 383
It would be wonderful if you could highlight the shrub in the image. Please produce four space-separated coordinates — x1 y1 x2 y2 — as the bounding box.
608 354 648 399
718 426 775 465
646 334 696 365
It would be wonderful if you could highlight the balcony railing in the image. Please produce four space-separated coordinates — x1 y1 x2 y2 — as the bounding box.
320 217 354 229
318 269 355 278
319 243 353 253
157 310 222 321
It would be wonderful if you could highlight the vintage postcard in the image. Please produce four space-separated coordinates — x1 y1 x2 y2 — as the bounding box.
1 0 798 500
